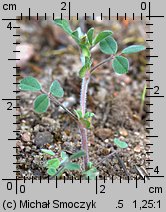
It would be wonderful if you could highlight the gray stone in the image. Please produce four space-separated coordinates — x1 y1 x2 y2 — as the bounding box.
35 131 54 147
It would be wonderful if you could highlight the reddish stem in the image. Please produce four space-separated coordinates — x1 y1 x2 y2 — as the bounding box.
79 74 90 169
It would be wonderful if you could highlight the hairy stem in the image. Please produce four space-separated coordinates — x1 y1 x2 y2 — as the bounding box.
79 75 90 169
80 76 90 116
79 56 113 169
79 123 89 169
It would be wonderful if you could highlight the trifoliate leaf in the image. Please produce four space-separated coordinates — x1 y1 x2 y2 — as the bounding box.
19 76 41 91
113 138 128 149
93 30 113 45
54 19 72 35
47 167 56 176
65 162 81 170
50 80 64 98
112 56 129 74
99 36 117 54
87 28 94 45
41 149 55 156
46 158 60 169
122 45 146 54
70 150 86 160
34 94 50 113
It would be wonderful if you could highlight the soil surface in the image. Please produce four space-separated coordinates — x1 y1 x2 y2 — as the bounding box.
16 17 150 180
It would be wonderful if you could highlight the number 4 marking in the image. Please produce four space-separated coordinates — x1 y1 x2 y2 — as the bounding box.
7 22 12 30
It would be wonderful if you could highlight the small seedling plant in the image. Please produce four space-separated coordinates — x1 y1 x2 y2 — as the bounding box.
19 19 145 179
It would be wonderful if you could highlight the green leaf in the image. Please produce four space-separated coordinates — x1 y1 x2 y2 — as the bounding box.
113 138 128 149
122 45 146 54
79 65 88 78
76 27 84 38
83 167 99 180
112 56 129 74
71 30 80 44
34 94 50 113
50 80 64 98
47 167 56 176
80 118 91 129
80 35 88 45
46 158 60 169
87 28 94 45
19 76 41 92
81 45 90 58
54 19 72 35
99 36 117 54
87 162 93 169
56 167 65 178
79 56 91 78
65 162 81 170
74 109 83 119
84 112 95 119
70 150 86 160
41 149 55 156
93 30 113 45
61 151 68 160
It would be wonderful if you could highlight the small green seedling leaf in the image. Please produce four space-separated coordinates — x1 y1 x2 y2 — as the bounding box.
70 150 86 160
56 167 65 178
54 19 72 35
99 36 117 54
19 76 41 91
93 30 113 45
122 45 146 54
46 158 60 169
41 149 55 156
50 80 64 98
87 162 93 169
71 30 80 44
112 56 129 74
61 151 68 160
47 167 56 176
65 162 81 170
79 56 91 78
74 109 83 119
84 112 95 119
83 167 99 180
81 45 90 58
34 94 50 113
76 27 84 38
80 35 88 45
114 138 128 149
80 118 91 129
87 28 94 45
79 65 88 78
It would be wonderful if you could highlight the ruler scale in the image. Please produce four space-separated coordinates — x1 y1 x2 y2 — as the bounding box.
0 0 166 211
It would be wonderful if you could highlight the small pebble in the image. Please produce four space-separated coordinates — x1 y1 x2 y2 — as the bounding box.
35 131 54 147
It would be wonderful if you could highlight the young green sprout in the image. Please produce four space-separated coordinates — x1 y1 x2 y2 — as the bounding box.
19 18 146 179
140 84 147 116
